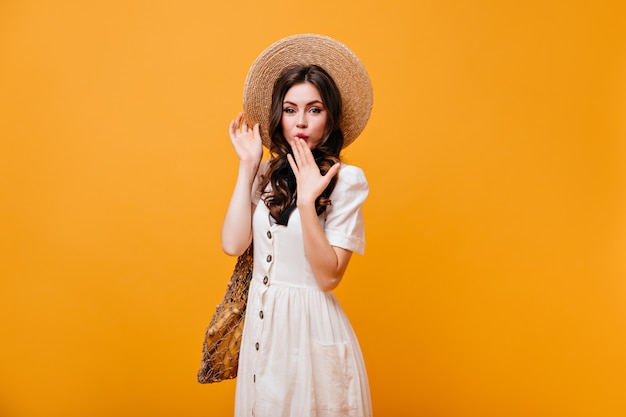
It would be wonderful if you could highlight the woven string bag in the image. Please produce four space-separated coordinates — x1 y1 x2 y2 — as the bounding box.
197 243 254 384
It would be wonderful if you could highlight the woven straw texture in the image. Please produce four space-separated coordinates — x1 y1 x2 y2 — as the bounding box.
197 244 254 384
243 33 373 149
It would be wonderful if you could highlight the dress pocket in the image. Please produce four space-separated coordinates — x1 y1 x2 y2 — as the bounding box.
311 341 357 416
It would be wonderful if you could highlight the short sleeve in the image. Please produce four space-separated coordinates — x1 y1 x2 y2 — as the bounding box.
323 164 369 255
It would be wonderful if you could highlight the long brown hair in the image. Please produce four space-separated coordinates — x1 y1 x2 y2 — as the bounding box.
259 65 343 221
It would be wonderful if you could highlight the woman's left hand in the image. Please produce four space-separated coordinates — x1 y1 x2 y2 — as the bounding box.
287 138 341 206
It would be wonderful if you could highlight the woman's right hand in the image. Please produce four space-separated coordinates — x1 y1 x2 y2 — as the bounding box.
229 112 263 164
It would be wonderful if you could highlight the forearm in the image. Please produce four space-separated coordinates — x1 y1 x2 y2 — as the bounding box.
298 201 351 292
221 161 259 256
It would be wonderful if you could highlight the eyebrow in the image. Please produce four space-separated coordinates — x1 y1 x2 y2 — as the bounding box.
283 100 324 106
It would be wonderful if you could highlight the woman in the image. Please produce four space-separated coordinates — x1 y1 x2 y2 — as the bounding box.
222 34 373 417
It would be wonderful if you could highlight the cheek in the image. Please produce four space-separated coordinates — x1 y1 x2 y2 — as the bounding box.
315 118 328 134
281 114 295 129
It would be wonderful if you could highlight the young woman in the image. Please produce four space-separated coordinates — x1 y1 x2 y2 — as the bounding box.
221 34 373 417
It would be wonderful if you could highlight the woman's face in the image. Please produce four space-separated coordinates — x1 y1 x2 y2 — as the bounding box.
281 82 328 150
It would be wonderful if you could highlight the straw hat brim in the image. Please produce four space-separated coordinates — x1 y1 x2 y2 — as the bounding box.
242 34 373 149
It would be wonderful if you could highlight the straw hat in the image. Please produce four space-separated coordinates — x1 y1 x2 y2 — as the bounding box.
242 33 373 149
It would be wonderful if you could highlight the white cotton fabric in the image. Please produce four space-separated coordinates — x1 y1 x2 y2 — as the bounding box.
234 164 372 417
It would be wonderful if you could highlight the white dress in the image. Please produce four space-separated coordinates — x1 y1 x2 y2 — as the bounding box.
234 163 372 417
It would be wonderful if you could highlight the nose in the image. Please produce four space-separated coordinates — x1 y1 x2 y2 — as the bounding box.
296 113 307 128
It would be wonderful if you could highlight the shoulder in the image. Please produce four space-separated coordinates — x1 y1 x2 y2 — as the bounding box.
330 163 369 199
336 164 368 189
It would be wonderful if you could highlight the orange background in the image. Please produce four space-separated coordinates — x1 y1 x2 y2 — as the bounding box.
1 1 625 416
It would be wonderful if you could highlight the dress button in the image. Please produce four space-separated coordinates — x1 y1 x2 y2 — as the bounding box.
255 342 260 350
266 254 272 262
259 310 264 319
267 231 272 239
263 276 269 285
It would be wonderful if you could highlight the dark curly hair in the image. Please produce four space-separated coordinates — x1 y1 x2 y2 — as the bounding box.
258 65 343 221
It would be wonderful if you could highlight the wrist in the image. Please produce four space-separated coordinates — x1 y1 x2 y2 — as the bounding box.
296 196 316 210
237 161 260 183
238 159 259 172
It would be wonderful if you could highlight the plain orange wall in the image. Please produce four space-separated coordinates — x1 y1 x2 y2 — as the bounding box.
1 1 624 416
